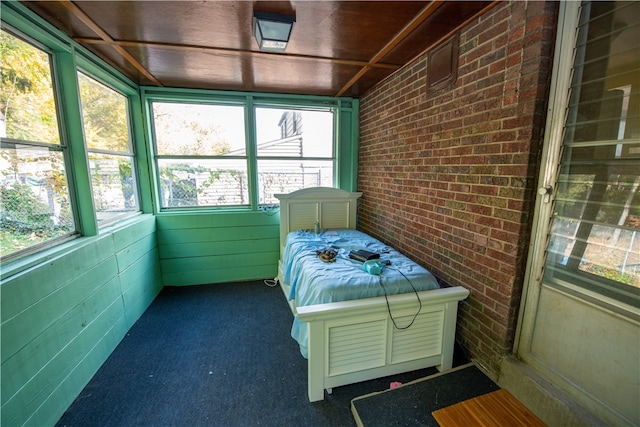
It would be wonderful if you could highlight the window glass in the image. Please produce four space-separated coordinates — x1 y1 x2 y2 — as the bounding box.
78 72 129 152
157 158 248 207
0 29 75 258
87 153 137 216
543 1 640 305
149 102 337 209
154 103 245 156
152 102 247 208
257 159 333 204
78 72 139 224
255 107 334 203
0 29 60 144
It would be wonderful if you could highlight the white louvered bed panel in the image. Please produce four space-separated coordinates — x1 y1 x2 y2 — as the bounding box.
327 319 387 377
390 309 445 364
275 188 362 249
288 202 319 231
321 201 352 229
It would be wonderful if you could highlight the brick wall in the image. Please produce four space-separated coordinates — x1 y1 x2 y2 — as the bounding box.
357 1 558 373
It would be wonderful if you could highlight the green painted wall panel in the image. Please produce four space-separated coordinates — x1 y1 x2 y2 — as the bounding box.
155 210 280 230
156 212 281 285
0 216 161 426
2 291 127 425
118 252 160 295
25 313 127 427
110 215 157 252
122 261 162 328
1 256 119 364
159 237 279 259
157 224 279 245
163 264 277 287
1 276 122 404
115 232 158 272
160 251 279 286
160 251 279 274
1 236 115 322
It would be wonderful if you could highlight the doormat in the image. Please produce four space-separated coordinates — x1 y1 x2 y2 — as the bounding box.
351 362 500 427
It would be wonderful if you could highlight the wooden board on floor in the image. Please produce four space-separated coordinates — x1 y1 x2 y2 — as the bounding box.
432 388 546 427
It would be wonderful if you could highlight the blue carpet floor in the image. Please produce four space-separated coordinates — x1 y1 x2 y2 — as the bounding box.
56 281 469 427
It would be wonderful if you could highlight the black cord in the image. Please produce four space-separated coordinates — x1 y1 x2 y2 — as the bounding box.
378 266 422 330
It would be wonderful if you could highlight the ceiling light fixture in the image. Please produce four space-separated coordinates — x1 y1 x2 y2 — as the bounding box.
253 11 296 53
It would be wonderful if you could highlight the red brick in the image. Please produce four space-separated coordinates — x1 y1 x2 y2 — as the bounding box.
357 1 555 377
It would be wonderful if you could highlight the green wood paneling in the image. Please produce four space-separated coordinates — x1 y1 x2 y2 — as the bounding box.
162 264 277 287
1 256 119 364
157 224 279 245
115 233 158 271
0 215 161 426
121 260 162 328
118 251 159 294
161 251 279 273
25 312 126 427
110 215 156 251
156 211 281 285
159 237 278 259
2 290 127 425
155 210 280 230
1 237 115 322
1 276 122 404
22 298 128 427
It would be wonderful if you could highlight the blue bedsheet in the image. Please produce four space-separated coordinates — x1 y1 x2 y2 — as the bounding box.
281 229 440 358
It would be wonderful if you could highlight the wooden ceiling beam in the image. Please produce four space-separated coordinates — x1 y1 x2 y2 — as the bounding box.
59 0 163 86
335 1 443 97
335 0 501 97
73 38 400 71
369 0 444 66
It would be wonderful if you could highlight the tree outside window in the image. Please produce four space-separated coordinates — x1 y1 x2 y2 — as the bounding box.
0 28 75 258
77 72 139 224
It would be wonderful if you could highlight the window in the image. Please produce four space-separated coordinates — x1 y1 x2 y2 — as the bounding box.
151 102 248 208
543 1 640 306
77 72 139 224
256 107 334 204
149 100 336 209
0 28 75 258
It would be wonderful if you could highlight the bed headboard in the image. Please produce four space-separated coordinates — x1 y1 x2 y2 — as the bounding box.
275 187 363 248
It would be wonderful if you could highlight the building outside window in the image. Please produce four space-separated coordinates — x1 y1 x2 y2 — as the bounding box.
256 107 334 204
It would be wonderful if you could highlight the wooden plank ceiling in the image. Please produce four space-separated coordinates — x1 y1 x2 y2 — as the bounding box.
21 1 497 98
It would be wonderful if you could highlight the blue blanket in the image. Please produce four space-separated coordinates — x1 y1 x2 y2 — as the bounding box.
281 229 440 358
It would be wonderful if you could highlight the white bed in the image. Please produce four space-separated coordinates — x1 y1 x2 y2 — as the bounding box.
275 187 469 402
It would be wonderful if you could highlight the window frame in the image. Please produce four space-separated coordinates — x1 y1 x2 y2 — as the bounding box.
148 97 250 210
0 24 80 261
540 0 640 309
254 103 337 205
76 68 142 226
143 89 348 213
1 3 149 266
519 0 640 319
